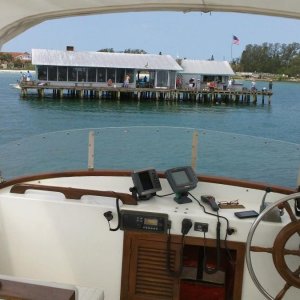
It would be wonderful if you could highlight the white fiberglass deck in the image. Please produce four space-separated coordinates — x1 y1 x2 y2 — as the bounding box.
0 174 298 299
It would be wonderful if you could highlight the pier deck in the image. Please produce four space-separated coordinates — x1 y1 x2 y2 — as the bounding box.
19 82 273 104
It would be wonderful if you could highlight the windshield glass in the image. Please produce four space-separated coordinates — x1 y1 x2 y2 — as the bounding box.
0 126 299 188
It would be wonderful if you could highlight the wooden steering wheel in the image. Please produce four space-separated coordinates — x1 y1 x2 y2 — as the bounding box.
246 192 300 300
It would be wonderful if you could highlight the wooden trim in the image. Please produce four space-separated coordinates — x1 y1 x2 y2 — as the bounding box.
196 174 295 195
0 169 296 195
0 169 132 189
10 183 137 205
0 279 75 300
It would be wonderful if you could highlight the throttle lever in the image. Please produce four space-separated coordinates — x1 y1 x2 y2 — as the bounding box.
201 195 219 211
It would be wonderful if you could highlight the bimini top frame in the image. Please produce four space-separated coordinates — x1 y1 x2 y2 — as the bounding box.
1 0 300 48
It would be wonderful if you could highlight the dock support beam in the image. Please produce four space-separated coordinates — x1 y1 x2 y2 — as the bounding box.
21 88 27 98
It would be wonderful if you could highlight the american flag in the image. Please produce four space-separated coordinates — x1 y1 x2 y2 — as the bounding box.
232 35 240 45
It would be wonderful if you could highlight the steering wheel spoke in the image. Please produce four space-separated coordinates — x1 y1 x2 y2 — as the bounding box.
272 220 300 288
275 282 292 300
281 201 298 223
250 246 274 254
275 267 300 300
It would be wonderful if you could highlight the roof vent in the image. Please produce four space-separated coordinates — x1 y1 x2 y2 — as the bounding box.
66 46 74 51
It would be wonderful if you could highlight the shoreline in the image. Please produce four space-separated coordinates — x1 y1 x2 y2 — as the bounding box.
0 69 36 73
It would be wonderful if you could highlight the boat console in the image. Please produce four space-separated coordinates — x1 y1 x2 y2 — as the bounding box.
0 168 298 300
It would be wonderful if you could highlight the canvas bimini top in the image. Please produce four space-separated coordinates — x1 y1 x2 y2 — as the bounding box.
1 1 300 49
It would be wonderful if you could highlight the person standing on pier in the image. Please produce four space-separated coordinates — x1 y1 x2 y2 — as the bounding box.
107 78 113 86
20 72 26 82
26 70 32 82
124 75 130 88
228 78 232 90
268 80 273 90
189 78 195 89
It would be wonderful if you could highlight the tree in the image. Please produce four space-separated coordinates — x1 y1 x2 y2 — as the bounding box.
98 48 114 52
14 58 24 69
284 55 300 77
239 42 300 74
124 49 147 54
0 53 13 63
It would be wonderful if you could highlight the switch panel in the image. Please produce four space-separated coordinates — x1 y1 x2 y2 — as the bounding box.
194 222 208 232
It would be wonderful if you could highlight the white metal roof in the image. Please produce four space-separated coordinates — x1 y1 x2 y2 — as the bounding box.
1 1 300 49
179 59 234 76
32 49 183 71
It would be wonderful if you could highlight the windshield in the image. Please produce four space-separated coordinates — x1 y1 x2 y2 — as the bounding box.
0 126 299 188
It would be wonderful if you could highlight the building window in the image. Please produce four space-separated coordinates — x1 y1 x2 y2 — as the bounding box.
149 71 155 87
116 69 126 83
97 68 106 82
68 67 77 81
77 67 87 82
58 66 68 81
107 68 116 82
48 66 58 81
157 70 168 87
88 68 97 82
37 66 47 80
203 75 215 83
169 71 176 89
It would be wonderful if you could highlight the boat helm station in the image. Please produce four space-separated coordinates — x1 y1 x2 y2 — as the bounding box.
1 0 300 298
0 143 299 300
91 165 300 300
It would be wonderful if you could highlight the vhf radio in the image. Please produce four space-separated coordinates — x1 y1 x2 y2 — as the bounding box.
120 210 169 233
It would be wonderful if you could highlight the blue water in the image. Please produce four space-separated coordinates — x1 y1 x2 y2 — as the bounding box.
0 71 299 186
1 71 300 145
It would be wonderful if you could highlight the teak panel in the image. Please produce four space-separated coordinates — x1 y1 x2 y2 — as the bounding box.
121 232 181 299
0 279 75 300
121 231 245 300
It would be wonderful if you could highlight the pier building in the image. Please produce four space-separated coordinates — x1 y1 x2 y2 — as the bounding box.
32 48 182 89
19 48 272 104
177 59 235 90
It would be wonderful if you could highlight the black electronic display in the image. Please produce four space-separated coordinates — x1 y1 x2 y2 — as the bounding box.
131 168 162 200
120 210 168 233
170 170 191 186
165 166 198 204
139 171 154 190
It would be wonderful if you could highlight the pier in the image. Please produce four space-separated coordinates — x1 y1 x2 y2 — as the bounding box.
19 82 273 105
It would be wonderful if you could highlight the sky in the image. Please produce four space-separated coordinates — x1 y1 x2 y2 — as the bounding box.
2 11 300 61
